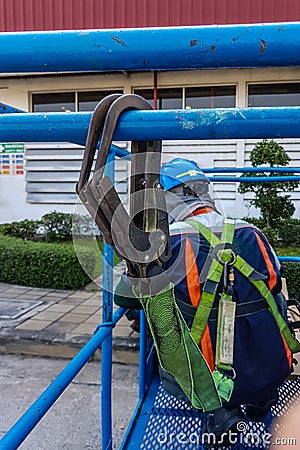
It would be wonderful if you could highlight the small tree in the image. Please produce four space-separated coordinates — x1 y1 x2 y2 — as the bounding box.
238 139 299 228
41 211 73 241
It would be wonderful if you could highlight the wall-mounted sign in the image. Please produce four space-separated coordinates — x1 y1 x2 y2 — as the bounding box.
0 143 24 175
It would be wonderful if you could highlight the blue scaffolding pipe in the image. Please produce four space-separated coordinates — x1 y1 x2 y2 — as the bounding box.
203 167 300 174
0 307 126 450
109 154 300 174
139 311 148 401
1 107 300 144
0 103 24 114
109 154 300 175
208 175 300 182
101 151 115 450
278 256 300 263
0 23 299 73
111 145 130 159
0 21 300 450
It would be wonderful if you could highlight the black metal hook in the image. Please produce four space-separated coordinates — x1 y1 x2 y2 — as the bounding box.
76 94 171 274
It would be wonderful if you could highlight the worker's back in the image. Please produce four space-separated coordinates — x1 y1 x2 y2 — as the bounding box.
163 211 292 407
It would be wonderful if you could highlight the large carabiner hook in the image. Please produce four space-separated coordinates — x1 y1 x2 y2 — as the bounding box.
76 94 170 274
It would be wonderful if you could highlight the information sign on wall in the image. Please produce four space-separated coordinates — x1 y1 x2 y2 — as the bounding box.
0 143 24 175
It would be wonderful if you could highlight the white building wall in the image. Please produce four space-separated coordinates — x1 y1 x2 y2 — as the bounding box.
163 138 300 219
0 67 299 222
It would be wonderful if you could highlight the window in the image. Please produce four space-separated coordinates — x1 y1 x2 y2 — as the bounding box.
134 86 236 109
134 88 182 109
185 86 236 109
32 90 123 112
33 93 75 112
248 83 300 107
78 90 122 111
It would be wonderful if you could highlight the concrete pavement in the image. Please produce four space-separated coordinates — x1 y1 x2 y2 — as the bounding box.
0 354 138 449
0 262 139 363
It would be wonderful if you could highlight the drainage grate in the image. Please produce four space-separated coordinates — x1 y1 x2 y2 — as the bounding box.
0 298 44 320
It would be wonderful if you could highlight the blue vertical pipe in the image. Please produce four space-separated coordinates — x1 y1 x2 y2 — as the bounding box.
138 311 147 400
101 149 116 450
0 308 125 450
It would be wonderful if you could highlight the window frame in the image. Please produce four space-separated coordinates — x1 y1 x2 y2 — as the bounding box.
247 82 300 107
133 84 237 109
31 89 124 113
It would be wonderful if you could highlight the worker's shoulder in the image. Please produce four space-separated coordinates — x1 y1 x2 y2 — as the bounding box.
169 214 259 237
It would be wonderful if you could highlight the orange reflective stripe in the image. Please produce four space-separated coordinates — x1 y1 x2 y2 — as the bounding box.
201 324 215 371
185 237 201 307
185 237 214 370
281 332 293 368
255 233 292 366
193 207 215 216
255 232 277 290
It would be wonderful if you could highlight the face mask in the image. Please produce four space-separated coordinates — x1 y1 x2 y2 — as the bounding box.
165 190 216 224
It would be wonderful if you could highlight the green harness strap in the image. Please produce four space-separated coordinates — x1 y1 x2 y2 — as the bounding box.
186 219 236 346
186 219 300 355
234 254 300 354
134 283 222 412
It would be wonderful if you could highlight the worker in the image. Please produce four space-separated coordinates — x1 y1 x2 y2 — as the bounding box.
114 157 298 445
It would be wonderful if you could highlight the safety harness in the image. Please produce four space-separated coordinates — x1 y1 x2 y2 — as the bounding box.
186 218 300 358
133 218 300 412
77 93 300 414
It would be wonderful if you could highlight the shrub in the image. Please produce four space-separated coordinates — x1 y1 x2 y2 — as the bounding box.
282 262 300 301
277 219 300 247
0 211 75 242
0 235 96 290
238 139 299 227
0 219 39 240
245 217 300 248
41 211 73 242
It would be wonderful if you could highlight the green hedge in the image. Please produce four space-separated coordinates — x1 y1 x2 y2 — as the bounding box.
281 263 300 301
0 235 96 290
244 217 300 247
0 232 299 298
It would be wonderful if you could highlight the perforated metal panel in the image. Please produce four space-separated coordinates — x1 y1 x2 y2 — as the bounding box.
123 375 300 449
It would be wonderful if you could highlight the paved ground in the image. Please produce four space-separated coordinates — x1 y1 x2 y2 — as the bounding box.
1 270 300 449
0 264 140 448
0 261 139 362
0 354 138 449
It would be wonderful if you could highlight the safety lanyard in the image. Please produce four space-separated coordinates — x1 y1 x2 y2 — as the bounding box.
186 219 300 355
186 219 236 371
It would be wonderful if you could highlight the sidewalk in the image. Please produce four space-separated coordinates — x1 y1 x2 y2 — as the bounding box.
0 262 139 363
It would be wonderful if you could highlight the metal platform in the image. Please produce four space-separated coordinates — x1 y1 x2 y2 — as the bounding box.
122 373 300 449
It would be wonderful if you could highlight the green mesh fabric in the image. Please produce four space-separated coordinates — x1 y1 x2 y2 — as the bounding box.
148 288 181 355
135 284 222 412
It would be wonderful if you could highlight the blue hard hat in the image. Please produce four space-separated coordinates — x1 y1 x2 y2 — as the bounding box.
160 158 208 191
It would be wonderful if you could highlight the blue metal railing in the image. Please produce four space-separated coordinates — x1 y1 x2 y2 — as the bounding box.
0 308 126 450
2 163 298 449
0 23 299 73
101 150 116 450
0 21 300 450
203 167 300 174
278 256 300 263
2 107 300 145
205 166 300 183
